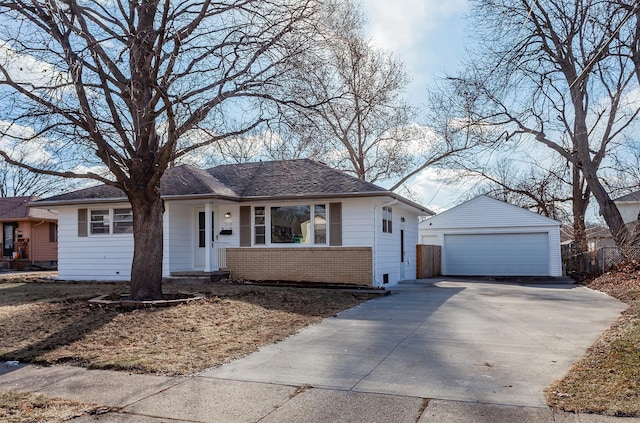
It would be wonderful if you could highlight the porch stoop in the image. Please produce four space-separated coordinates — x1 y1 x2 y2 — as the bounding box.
169 269 231 282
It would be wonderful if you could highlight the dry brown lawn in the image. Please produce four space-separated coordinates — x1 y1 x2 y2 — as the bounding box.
546 263 640 416
0 273 378 422
0 275 378 375
0 390 106 423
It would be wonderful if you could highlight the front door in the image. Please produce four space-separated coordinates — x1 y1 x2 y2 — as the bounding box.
2 223 14 257
194 209 217 269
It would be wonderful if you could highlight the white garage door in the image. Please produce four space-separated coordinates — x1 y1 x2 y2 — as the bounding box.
444 233 549 276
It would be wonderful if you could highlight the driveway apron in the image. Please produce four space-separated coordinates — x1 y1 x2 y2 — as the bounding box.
201 279 626 407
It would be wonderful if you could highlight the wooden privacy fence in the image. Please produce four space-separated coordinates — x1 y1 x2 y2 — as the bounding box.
416 244 441 278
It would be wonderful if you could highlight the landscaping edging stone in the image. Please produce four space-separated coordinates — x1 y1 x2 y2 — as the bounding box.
88 292 204 309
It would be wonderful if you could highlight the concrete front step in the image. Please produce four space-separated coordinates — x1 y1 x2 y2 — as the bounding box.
169 270 231 282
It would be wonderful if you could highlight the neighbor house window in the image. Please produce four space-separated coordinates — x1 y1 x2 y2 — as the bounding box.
113 208 133 234
254 207 266 245
382 206 392 233
90 209 110 235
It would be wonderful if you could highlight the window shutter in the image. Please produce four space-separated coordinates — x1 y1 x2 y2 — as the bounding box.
239 206 251 247
329 202 342 246
77 208 88 237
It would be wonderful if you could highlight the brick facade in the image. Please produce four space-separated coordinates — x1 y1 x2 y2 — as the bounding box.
225 247 373 286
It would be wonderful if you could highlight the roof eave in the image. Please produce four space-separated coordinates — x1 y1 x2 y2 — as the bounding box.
238 191 434 215
30 191 434 215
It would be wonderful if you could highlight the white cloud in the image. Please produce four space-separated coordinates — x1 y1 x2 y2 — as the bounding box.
405 166 476 213
0 121 52 164
0 40 68 87
363 1 469 107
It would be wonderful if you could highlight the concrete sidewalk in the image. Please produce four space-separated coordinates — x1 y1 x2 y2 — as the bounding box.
0 279 637 422
0 363 636 422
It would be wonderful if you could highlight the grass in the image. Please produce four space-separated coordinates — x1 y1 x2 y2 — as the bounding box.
0 277 378 375
546 267 640 416
0 390 105 422
0 275 378 422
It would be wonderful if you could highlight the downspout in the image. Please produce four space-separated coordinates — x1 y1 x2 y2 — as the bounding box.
31 220 46 265
374 199 398 287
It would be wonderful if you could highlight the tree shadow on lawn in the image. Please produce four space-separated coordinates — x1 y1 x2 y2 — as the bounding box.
0 281 380 373
0 281 128 308
0 299 120 366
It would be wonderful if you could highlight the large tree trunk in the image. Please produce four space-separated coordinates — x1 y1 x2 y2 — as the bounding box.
581 164 630 247
572 164 589 253
128 190 165 300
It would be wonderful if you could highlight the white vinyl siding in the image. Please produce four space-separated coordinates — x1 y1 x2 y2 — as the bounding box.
164 202 192 276
342 198 375 247
57 205 134 281
444 233 550 276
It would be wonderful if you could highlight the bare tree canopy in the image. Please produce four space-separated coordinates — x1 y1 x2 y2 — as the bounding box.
438 0 640 248
272 0 473 191
0 0 323 299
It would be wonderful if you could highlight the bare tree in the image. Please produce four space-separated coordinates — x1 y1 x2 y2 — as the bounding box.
278 0 472 189
0 0 322 299
443 0 640 248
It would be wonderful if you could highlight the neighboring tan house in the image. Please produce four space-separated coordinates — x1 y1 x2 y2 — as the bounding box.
0 196 58 270
32 159 434 287
419 196 562 277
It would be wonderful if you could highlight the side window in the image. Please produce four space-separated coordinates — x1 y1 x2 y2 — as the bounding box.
382 206 392 234
90 210 110 235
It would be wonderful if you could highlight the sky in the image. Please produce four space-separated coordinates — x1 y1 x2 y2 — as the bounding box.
362 0 470 212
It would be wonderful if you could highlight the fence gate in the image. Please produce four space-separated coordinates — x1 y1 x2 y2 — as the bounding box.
416 244 441 278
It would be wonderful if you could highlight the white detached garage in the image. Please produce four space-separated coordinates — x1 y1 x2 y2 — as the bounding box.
419 196 562 277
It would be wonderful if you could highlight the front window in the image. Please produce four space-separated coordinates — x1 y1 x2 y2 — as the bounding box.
90 210 110 235
382 206 392 233
271 205 311 244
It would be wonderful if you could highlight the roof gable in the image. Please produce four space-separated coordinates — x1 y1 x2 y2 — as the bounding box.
420 195 560 229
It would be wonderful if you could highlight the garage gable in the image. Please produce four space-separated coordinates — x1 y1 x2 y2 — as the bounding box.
421 195 559 230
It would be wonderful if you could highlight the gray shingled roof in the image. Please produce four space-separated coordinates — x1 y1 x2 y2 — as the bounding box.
40 165 238 203
0 196 57 220
207 159 387 197
34 159 430 213
615 190 640 202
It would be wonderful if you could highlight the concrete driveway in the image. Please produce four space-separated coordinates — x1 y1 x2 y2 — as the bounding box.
202 279 626 407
